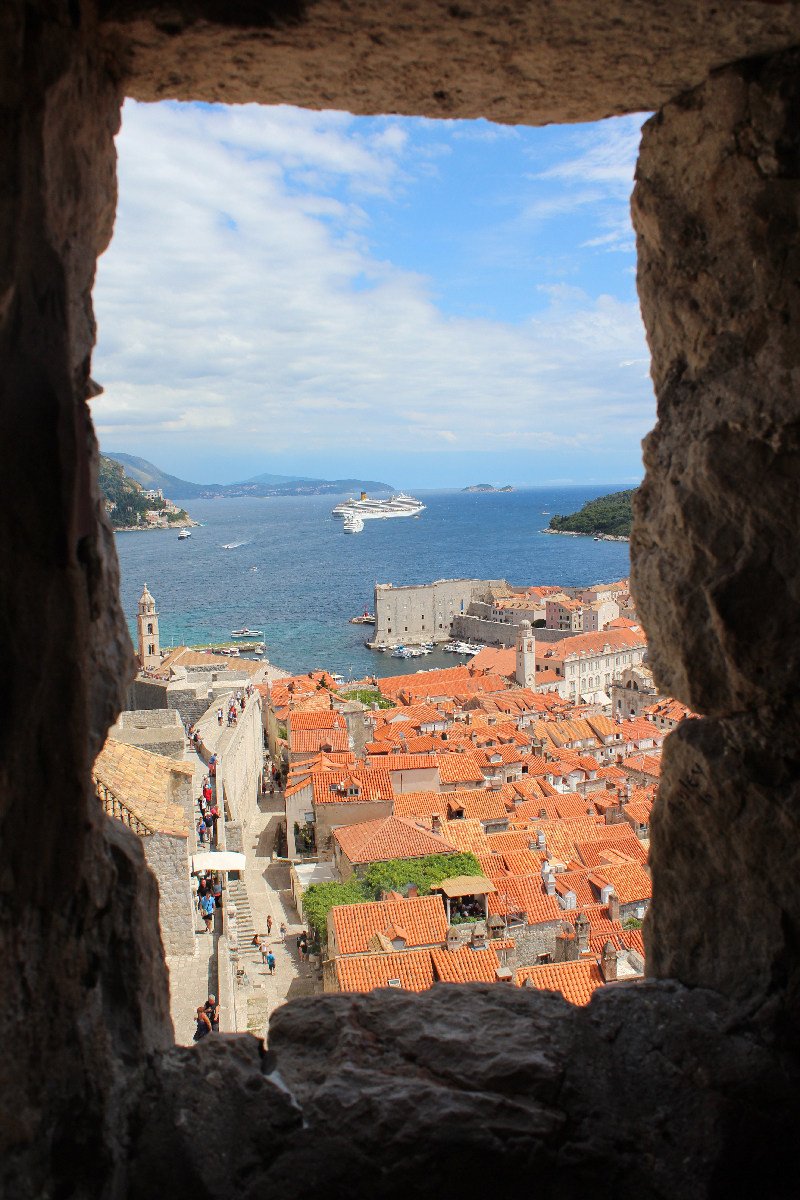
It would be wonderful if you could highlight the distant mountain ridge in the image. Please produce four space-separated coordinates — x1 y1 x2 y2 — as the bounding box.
104 453 394 500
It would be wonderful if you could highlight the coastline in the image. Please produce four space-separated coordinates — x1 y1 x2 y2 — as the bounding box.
114 518 200 532
541 528 629 543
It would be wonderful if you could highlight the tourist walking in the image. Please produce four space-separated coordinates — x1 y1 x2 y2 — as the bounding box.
193 1007 212 1041
197 816 207 845
212 873 222 908
259 936 269 965
266 915 273 937
266 950 275 975
199 891 215 933
299 933 308 963
279 921 286 943
203 995 220 1032
217 708 223 726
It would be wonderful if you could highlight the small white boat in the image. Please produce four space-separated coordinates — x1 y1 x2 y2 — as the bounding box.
343 515 364 534
178 529 192 540
231 627 264 638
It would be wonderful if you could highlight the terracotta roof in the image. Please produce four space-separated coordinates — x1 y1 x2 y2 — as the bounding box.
430 942 512 983
336 949 436 993
369 753 439 772
334 815 456 864
311 767 394 806
291 728 351 754
485 830 534 854
560 628 647 659
575 834 648 867
330 895 448 955
437 752 486 784
378 666 475 697
393 788 477 819
622 753 662 777
487 875 563 925
591 861 652 905
625 927 646 959
516 959 606 1005
439 818 491 855
445 793 505 822
468 647 517 677
93 738 191 836
288 711 346 730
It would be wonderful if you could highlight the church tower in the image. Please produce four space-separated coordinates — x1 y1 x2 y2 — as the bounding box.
515 619 536 688
137 583 161 669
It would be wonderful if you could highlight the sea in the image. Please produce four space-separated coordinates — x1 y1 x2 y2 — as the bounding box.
115 486 632 681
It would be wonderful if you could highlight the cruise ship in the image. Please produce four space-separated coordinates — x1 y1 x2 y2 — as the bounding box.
331 492 426 520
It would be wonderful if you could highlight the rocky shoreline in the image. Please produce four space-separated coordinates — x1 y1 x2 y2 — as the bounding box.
541 528 629 543
114 517 200 532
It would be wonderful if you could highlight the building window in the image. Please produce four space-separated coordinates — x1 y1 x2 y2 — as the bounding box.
148 643 155 655
147 623 153 634
405 627 408 632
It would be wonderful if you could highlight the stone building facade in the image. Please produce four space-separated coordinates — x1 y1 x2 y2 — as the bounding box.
372 579 510 647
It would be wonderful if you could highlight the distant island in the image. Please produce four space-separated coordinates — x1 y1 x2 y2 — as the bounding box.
547 488 634 539
462 484 515 493
105 452 394 500
99 456 194 530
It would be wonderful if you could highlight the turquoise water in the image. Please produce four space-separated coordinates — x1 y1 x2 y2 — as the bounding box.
115 487 632 679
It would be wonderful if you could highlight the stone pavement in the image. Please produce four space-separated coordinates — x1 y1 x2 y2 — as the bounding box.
230 788 322 1041
165 732 220 1045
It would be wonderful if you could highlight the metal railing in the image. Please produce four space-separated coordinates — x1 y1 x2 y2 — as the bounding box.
93 777 155 837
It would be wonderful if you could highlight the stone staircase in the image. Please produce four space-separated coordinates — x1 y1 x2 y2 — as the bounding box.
227 878 256 949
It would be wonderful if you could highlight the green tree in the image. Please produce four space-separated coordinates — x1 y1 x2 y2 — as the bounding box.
549 489 635 537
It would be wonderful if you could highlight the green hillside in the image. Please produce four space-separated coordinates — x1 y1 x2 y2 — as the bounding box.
98 456 187 528
549 489 635 537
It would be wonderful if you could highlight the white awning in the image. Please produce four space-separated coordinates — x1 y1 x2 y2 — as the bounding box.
191 851 247 874
581 690 611 706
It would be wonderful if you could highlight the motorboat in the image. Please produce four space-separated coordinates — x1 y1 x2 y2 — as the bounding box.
332 492 426 520
342 515 364 534
231 627 263 638
178 529 192 540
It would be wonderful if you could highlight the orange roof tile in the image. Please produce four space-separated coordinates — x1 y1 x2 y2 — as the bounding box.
334 815 456 864
487 875 564 926
331 895 448 955
336 948 436 993
93 738 191 836
516 959 605 1005
430 942 512 983
437 752 486 784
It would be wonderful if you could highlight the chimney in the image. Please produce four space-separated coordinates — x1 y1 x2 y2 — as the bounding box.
495 965 513 984
544 871 556 896
406 883 418 899
431 814 441 834
607 892 619 923
573 910 590 953
601 939 618 981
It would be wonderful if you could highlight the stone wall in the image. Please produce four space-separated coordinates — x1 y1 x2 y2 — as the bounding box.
218 694 262 838
118 708 183 730
142 832 195 955
506 921 563 967
131 677 170 710
451 615 582 646
6 3 800 1195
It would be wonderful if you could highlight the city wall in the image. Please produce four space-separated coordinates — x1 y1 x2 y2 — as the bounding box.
141 832 195 955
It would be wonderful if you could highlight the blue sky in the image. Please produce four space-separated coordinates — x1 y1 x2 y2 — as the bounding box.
91 102 653 489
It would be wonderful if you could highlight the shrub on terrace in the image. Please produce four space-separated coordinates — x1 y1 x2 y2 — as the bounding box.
361 852 484 900
302 851 485 943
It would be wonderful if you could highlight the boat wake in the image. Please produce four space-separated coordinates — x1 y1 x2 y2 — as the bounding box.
221 540 249 549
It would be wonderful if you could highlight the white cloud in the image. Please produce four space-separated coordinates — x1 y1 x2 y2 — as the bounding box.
92 101 653 477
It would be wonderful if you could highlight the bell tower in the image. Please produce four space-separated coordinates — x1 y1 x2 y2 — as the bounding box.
137 583 161 669
515 619 536 688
